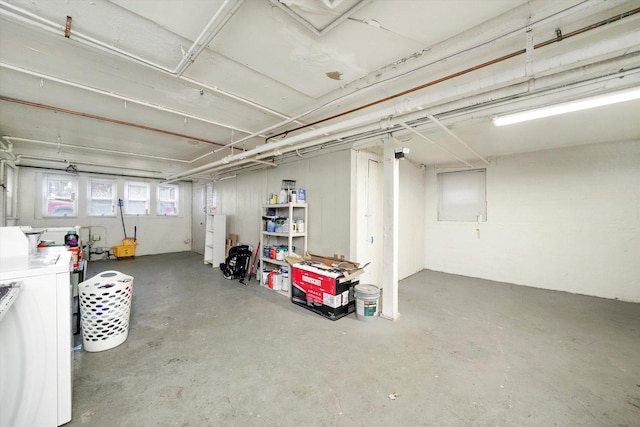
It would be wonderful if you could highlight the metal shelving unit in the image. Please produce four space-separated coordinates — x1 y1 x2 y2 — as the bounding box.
204 213 226 268
259 202 307 297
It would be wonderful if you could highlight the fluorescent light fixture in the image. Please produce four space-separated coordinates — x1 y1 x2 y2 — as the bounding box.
493 87 640 126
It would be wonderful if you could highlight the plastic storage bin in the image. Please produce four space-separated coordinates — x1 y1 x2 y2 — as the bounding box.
79 270 133 352
112 238 137 258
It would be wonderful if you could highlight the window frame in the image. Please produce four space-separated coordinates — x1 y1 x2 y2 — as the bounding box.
42 173 78 218
87 177 118 217
437 168 487 222
157 183 179 216
124 180 150 216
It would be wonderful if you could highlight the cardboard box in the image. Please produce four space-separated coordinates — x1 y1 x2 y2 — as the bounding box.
286 252 367 281
287 252 367 321
225 233 238 257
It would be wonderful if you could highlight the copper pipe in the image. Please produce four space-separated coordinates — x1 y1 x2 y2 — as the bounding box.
0 96 231 148
270 7 640 141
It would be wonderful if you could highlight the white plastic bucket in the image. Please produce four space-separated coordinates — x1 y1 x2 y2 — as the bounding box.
354 284 380 322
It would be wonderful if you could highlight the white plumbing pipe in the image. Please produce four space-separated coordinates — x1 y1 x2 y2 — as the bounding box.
175 0 245 76
0 1 285 125
166 61 640 182
3 136 214 164
398 123 474 168
425 114 489 165
15 154 166 177
0 138 16 161
0 63 257 137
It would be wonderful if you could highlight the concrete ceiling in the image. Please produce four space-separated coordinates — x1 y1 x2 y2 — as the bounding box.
0 0 639 181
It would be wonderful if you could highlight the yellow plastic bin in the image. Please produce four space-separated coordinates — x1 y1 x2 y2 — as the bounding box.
112 239 137 258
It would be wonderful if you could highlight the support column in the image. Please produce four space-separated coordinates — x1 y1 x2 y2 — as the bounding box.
381 136 400 320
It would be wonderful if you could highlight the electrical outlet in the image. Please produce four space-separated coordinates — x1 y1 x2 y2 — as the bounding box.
92 234 101 241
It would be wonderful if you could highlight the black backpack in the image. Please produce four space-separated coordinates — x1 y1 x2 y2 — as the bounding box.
220 245 253 285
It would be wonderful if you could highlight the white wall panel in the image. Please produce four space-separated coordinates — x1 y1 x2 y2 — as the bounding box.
425 140 640 302
399 160 427 279
352 149 427 285
214 150 352 259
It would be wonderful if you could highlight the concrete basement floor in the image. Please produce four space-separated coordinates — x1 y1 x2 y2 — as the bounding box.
69 251 640 426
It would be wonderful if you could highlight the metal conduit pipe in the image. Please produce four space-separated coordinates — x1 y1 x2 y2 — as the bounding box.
218 0 604 151
268 6 640 141
0 63 259 137
0 0 245 78
163 71 635 182
14 154 167 176
0 96 230 148
175 0 245 77
3 136 215 164
425 114 489 165
172 59 640 181
0 0 626 157
398 123 474 168
0 1 291 124
163 103 463 182
0 0 619 156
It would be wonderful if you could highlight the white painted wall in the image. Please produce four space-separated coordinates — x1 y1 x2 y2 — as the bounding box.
15 167 192 256
425 140 640 302
214 148 428 284
399 160 427 279
351 148 428 286
213 150 353 258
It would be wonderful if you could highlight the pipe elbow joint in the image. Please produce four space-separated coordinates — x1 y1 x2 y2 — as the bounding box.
379 117 393 130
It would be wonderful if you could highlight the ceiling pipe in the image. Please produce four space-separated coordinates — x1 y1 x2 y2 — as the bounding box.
398 123 473 168
1 0 242 78
336 0 598 98
248 159 278 167
163 94 458 182
217 0 607 151
0 2 172 73
0 0 616 158
175 0 245 76
1 0 632 159
0 63 258 138
2 136 215 164
0 139 17 161
164 68 640 182
3 2 636 176
181 62 640 181
267 6 640 141
14 154 167 177
425 114 489 165
0 1 296 127
0 96 231 148
7 18 635 162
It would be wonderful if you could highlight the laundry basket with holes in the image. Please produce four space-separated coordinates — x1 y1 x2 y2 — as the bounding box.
78 270 133 352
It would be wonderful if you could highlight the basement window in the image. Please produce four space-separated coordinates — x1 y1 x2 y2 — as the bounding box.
124 181 150 216
157 184 179 216
87 178 117 217
438 169 487 222
42 173 78 217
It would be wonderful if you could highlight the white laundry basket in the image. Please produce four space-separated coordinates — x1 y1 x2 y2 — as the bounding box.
79 270 133 352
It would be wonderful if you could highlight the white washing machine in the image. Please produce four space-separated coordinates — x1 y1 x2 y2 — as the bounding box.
0 227 73 427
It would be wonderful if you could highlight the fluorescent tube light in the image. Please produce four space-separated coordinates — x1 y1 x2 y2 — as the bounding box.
493 87 640 126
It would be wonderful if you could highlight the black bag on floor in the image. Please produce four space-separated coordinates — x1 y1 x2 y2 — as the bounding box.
220 245 252 284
